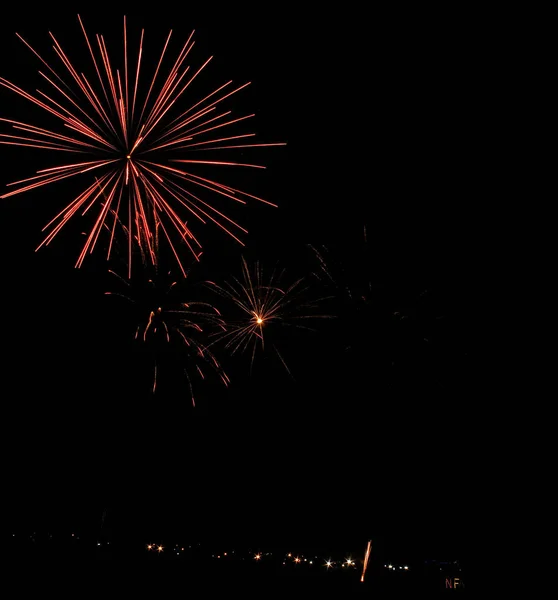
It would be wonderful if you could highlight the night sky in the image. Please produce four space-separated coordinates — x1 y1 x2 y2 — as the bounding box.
1 5 476 562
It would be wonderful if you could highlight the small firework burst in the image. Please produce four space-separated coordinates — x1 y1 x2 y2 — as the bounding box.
309 224 375 312
206 256 332 376
105 263 229 406
309 224 455 392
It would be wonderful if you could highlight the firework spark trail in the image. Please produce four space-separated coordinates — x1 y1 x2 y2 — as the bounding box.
105 267 229 406
309 225 373 303
207 256 333 374
0 16 285 275
360 539 372 583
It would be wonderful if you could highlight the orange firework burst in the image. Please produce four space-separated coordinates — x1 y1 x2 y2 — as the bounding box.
105 264 229 406
0 15 284 275
206 256 333 375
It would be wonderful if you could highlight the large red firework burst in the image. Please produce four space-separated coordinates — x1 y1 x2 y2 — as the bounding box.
0 15 284 275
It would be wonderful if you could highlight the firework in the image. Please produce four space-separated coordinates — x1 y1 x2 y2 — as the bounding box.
105 264 229 406
0 16 284 275
206 256 332 375
360 539 371 582
309 224 374 310
309 224 452 392
308 225 380 362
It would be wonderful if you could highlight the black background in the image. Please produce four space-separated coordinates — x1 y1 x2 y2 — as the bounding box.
1 4 479 561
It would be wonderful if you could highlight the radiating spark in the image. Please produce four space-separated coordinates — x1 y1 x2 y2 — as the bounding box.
105 263 228 406
0 16 285 273
206 256 333 374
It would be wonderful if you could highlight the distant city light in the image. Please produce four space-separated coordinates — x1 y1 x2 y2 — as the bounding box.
13 531 458 589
